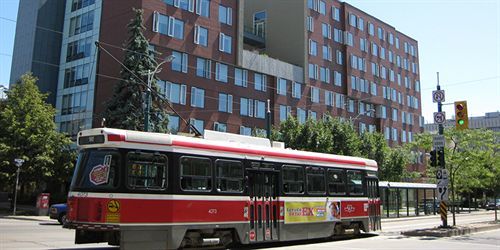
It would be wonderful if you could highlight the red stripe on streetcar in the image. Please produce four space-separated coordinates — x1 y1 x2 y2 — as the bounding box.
172 140 369 167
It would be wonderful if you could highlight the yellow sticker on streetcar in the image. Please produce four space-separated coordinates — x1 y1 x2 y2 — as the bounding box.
107 200 120 213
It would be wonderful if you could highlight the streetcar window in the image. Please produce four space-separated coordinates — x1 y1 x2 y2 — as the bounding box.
327 169 346 195
347 170 364 195
180 156 212 191
307 167 325 194
282 165 304 194
126 152 167 190
216 160 243 193
71 149 120 190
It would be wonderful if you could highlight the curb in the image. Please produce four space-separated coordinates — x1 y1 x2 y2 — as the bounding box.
0 215 53 222
401 222 500 237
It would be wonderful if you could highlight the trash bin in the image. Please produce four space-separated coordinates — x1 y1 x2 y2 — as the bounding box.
36 193 50 216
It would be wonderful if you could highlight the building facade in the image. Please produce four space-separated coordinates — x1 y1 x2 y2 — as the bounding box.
10 0 66 106
11 0 424 146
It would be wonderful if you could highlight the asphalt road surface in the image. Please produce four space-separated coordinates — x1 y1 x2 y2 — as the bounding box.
0 210 498 249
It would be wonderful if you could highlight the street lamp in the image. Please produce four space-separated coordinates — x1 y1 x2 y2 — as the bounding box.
13 158 24 215
350 108 376 124
144 54 175 132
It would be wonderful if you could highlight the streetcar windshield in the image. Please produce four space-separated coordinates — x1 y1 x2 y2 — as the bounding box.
70 149 121 190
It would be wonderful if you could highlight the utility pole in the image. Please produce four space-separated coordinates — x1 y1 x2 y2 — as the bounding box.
266 99 272 140
434 72 449 228
13 158 24 215
144 55 175 132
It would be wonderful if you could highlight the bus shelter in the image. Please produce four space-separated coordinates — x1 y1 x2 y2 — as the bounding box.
379 181 437 218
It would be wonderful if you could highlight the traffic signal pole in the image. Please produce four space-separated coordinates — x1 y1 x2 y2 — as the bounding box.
436 73 448 228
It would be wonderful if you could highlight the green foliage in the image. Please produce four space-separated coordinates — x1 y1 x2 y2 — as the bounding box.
104 8 168 132
409 129 500 199
0 73 75 192
273 116 410 181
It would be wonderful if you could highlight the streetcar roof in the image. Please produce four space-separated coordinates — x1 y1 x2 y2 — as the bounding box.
77 128 378 170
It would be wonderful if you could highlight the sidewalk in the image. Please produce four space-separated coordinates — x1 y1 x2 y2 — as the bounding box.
381 209 492 223
402 221 500 237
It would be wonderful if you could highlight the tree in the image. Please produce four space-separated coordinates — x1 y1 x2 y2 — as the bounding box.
104 8 168 132
0 73 75 196
273 116 412 181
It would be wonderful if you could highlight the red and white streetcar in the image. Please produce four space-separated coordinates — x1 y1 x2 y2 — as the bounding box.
67 128 381 249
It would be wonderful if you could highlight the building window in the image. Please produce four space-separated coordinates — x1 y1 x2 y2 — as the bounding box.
277 78 287 96
240 98 253 117
196 0 210 17
219 33 232 54
61 91 88 115
320 67 330 83
168 115 180 133
297 108 306 124
322 23 331 38
392 128 398 142
336 50 343 65
308 110 317 121
234 68 248 87
308 63 318 79
69 11 94 36
309 39 317 56
319 0 326 15
66 37 92 62
71 0 96 11
307 16 314 32
219 5 232 25
218 93 233 113
332 7 340 21
377 27 384 40
325 91 334 107
334 71 342 86
280 105 291 122
368 22 374 36
254 73 267 91
345 32 354 46
335 93 345 108
194 25 208 46
311 87 320 103
254 100 266 119
392 108 398 121
334 28 343 43
371 82 377 96
357 17 364 31
371 43 378 57
322 45 332 61
213 122 227 132
215 62 228 83
196 57 211 79
64 64 90 88
189 119 205 135
240 126 251 136
292 82 301 99
158 80 186 105
172 51 188 73
349 13 357 27
153 12 184 39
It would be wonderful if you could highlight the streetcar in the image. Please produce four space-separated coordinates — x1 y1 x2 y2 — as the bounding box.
67 128 381 249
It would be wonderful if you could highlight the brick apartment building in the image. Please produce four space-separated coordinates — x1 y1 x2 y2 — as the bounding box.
11 0 424 150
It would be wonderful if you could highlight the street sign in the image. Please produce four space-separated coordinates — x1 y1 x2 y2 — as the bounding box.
437 179 449 186
433 135 445 148
436 169 449 180
437 186 449 202
432 90 445 103
14 158 24 167
434 112 446 125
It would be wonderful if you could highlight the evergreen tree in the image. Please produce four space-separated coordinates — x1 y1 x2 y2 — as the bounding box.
0 73 74 193
104 8 168 132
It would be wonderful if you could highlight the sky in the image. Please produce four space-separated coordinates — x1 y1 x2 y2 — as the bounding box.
0 0 499 123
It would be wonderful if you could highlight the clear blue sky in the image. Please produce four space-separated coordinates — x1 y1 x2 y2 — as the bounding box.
0 0 499 123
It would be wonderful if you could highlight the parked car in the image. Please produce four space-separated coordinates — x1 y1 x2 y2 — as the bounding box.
49 203 67 224
486 199 500 210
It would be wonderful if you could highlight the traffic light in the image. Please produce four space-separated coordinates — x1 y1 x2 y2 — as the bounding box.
429 150 437 167
454 101 469 130
437 149 445 167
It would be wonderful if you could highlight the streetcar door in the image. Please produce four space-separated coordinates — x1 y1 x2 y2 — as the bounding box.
247 164 279 243
366 177 381 231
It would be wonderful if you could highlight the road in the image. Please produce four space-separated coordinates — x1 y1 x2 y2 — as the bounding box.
0 210 498 249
